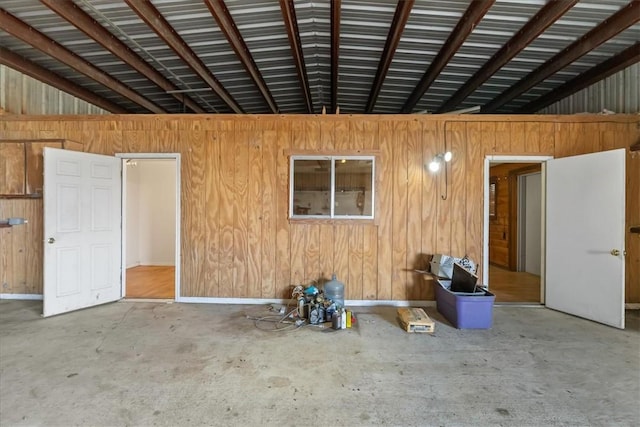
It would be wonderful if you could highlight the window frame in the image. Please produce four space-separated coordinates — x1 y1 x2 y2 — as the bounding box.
289 155 376 220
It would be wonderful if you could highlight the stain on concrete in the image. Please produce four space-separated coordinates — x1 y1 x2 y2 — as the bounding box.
267 376 291 388
176 342 196 354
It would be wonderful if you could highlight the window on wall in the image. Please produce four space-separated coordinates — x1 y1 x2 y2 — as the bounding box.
290 155 375 219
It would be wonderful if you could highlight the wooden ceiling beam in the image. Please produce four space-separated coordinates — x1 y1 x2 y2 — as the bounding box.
40 0 205 113
483 1 640 113
0 46 128 113
330 0 341 114
365 0 414 113
0 8 166 113
401 0 494 113
204 0 278 113
280 0 313 114
124 0 243 113
437 0 577 113
519 42 640 113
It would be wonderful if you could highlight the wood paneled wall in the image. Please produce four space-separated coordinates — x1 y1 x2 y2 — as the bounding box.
489 163 541 270
0 198 43 295
488 164 513 269
1 115 638 302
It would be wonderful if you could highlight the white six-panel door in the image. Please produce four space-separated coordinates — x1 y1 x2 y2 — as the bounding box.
546 149 626 329
43 148 122 317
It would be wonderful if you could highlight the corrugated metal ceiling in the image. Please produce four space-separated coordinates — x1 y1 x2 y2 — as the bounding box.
0 0 637 114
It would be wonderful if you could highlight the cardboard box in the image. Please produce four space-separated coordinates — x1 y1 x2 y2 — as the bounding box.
436 280 495 329
397 307 435 333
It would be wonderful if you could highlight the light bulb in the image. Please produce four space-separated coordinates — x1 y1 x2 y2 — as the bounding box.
443 151 452 162
428 160 440 172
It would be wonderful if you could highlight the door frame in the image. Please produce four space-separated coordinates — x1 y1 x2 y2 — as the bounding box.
116 153 181 301
483 155 552 304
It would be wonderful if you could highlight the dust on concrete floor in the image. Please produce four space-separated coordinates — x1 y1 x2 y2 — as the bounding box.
1 301 638 427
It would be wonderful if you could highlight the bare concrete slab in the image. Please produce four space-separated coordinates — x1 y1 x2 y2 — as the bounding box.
1 300 638 426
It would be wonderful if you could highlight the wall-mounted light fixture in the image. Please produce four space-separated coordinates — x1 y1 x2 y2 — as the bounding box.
426 151 453 200
427 151 452 172
426 121 455 200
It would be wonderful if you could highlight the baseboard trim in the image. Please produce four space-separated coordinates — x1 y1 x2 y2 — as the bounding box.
125 263 175 269
0 293 43 300
139 262 175 267
176 296 436 307
177 297 289 305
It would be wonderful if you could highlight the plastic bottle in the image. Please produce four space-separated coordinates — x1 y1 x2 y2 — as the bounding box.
331 311 341 330
324 274 345 308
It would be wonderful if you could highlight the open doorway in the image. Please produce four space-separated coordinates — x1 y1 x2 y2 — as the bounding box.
482 151 626 327
484 156 551 304
119 154 181 300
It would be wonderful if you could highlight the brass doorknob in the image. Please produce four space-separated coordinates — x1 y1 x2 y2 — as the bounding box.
610 249 620 256
48 237 55 244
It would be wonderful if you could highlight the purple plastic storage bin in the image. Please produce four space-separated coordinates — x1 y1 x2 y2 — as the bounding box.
436 280 495 329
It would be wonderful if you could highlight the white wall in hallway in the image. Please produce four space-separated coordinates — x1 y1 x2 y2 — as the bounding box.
126 160 176 267
126 163 140 268
524 173 542 275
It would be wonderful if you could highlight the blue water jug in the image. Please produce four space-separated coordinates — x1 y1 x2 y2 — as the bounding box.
324 274 345 308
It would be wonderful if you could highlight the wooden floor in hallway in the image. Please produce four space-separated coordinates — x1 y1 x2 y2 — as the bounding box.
126 265 175 299
489 265 541 303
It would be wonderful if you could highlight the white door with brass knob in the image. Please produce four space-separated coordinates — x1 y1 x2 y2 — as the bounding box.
43 148 122 317
546 148 625 329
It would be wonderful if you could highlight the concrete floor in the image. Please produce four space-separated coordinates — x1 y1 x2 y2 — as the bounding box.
1 301 638 427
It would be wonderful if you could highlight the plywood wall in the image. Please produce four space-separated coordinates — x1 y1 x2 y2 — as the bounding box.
1 115 638 302
488 164 513 269
0 198 43 295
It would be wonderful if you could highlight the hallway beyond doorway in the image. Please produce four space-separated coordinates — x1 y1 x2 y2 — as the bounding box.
489 265 540 303
126 266 175 299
